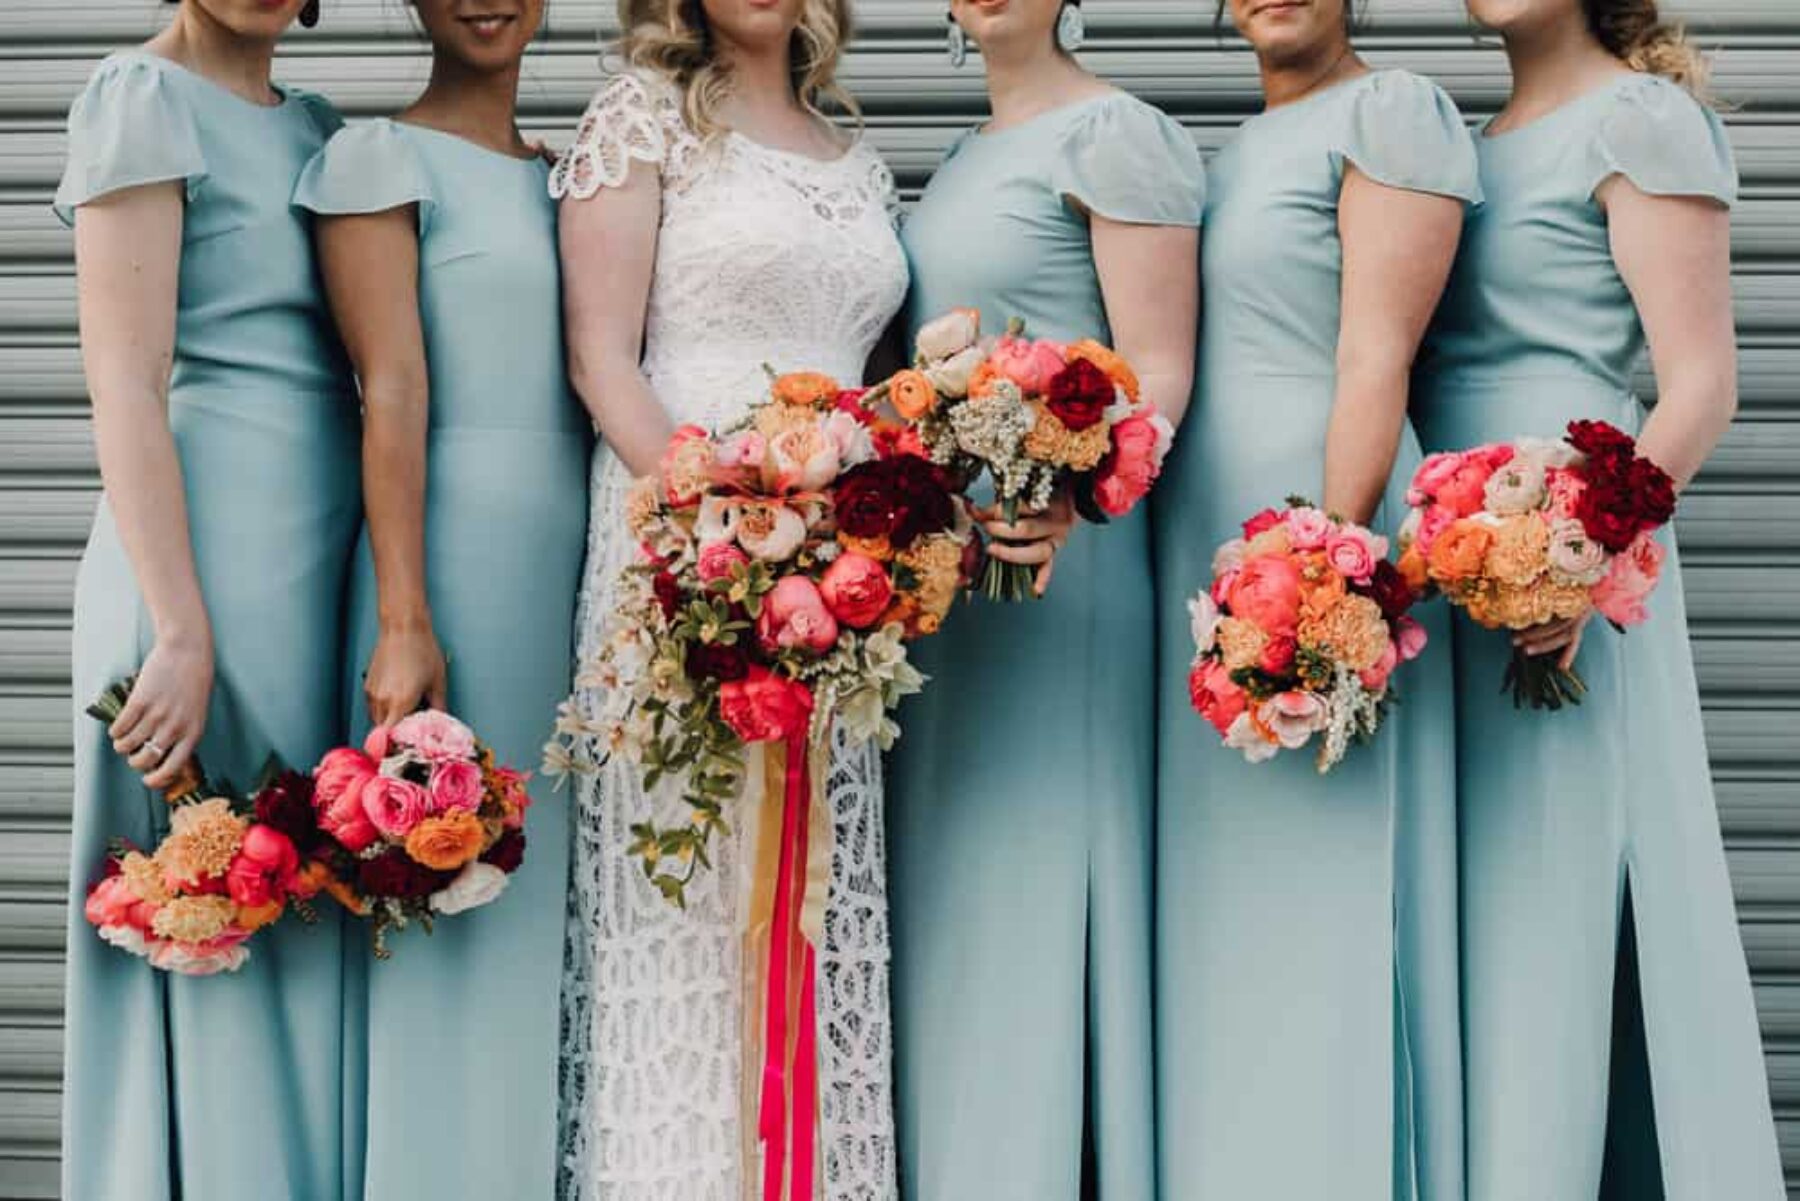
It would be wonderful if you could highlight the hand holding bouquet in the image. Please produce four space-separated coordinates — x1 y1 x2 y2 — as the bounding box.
305 711 533 957
879 309 1174 602
1188 502 1426 772
1397 420 1677 709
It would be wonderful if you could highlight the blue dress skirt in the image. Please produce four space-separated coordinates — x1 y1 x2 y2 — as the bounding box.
1412 71 1784 1200
296 119 591 1201
56 51 360 1201
1151 70 1478 1201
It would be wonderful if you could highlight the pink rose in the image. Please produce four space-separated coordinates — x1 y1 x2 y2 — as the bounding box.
391 710 477 764
1284 507 1333 551
1325 527 1385 585
225 825 301 909
819 553 894 629
1393 615 1428 662
1188 658 1248 736
362 724 394 761
360 775 431 839
697 542 751 585
1359 640 1400 693
718 666 815 744
1257 691 1329 750
314 747 377 807
1225 555 1304 637
987 335 1068 394
756 576 840 655
1093 412 1167 518
1435 447 1515 518
1241 508 1284 540
1592 531 1666 627
1544 467 1587 519
429 760 485 814
1408 451 1468 507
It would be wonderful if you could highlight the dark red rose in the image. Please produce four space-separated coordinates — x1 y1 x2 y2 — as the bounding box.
481 830 527 874
254 771 324 852
1565 420 1636 462
685 640 750 683
1625 456 1677 529
1575 478 1645 552
1043 358 1113 432
1355 559 1417 623
833 460 902 541
652 571 684 620
833 455 956 550
357 849 451 899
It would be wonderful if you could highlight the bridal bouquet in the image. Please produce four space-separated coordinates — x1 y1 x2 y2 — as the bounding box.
81 678 323 975
1397 420 1677 709
1188 502 1426 772
306 711 533 956
545 370 975 906
880 309 1173 601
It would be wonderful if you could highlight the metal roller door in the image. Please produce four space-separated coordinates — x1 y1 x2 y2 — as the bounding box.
0 1 1795 1195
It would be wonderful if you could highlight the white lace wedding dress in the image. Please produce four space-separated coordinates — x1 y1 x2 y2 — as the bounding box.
548 70 909 1201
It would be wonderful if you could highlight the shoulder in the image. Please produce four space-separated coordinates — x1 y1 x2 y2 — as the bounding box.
1052 91 1206 226
1587 73 1735 204
286 86 345 139
294 118 438 224
550 67 695 200
55 51 209 224
1334 69 1481 204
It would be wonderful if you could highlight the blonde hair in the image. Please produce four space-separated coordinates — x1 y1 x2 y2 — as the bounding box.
1583 0 1712 100
615 0 857 137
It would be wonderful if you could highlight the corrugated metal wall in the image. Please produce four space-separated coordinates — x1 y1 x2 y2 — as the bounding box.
0 1 1794 1196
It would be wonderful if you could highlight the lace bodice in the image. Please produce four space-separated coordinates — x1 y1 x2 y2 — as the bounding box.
552 70 907 1201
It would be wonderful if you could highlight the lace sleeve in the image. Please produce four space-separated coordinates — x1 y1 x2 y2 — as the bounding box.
550 71 694 201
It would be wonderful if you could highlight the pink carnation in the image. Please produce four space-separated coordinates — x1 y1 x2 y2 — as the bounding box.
1284 507 1333 551
1591 531 1666 627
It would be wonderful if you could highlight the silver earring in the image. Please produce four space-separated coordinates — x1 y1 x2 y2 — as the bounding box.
1056 1 1084 52
947 15 967 68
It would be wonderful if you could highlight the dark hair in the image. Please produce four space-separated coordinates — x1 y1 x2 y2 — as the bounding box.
1582 0 1709 97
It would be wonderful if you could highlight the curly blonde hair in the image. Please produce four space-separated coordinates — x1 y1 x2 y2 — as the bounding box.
1583 0 1712 99
615 0 858 137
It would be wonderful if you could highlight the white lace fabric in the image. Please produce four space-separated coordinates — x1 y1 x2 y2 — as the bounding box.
551 71 909 1201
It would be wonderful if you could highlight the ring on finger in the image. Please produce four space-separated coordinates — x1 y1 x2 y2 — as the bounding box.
142 739 168 761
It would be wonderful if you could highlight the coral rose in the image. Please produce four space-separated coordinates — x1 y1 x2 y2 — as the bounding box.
404 810 488 872
1227 555 1303 637
1093 411 1168 518
429 759 484 814
718 666 815 744
1259 634 1298 676
889 369 939 422
1427 521 1495 585
771 371 840 408
361 775 430 839
697 541 750 585
1189 658 1248 735
988 335 1067 394
820 553 894 629
757 576 841 655
1359 640 1400 693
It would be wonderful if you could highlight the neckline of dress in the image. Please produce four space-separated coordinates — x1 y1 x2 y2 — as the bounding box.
1479 71 1639 143
394 119 546 167
728 128 861 168
120 48 292 112
1245 68 1378 125
972 90 1121 141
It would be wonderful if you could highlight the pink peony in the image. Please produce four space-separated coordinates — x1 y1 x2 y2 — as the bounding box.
819 553 894 629
1257 691 1330 750
1284 507 1333 552
314 748 382 852
1393 615 1428 662
1408 451 1468 507
149 938 249 976
718 666 815 744
1434 447 1516 518
1093 412 1167 518
429 759 484 814
768 424 842 493
1225 555 1304 637
697 542 751 585
85 875 146 932
362 724 394 761
1324 527 1386 585
1189 658 1248 736
1592 530 1666 627
756 576 841 655
987 335 1068 394
1359 640 1400 693
360 775 431 839
391 710 477 764
715 430 767 473
225 825 301 909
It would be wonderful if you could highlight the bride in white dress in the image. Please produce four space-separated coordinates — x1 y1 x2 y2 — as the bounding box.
548 2 907 1198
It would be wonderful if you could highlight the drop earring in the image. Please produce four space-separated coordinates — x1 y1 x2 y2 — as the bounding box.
946 13 967 68
1056 1 1084 52
299 0 320 28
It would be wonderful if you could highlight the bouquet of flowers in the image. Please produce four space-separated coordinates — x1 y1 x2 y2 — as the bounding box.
81 678 322 975
1397 420 1677 709
879 309 1174 601
1187 501 1427 772
305 711 533 957
544 369 974 906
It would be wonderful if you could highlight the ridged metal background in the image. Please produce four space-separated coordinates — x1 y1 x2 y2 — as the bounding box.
0 1 1795 1196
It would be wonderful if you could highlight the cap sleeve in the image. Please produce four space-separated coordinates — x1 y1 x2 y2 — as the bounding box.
1333 70 1482 205
1050 95 1206 227
549 70 691 201
294 121 438 234
1584 75 1736 206
53 54 207 226
291 88 345 141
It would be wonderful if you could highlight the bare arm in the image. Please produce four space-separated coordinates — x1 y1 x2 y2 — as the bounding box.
1326 167 1464 524
315 206 448 725
73 182 212 788
560 160 671 477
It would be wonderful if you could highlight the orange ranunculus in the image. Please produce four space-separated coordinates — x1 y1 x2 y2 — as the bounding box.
235 899 285 932
771 371 840 408
1066 340 1140 403
404 810 487 872
967 361 1002 399
1427 520 1495 585
889 369 939 421
1397 543 1429 593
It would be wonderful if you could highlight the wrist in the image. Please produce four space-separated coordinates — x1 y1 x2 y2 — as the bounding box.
378 609 436 638
153 610 212 656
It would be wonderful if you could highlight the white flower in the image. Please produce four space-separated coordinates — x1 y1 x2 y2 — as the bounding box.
1257 692 1329 751
695 496 741 545
915 308 981 363
1398 507 1423 548
836 684 894 749
1211 537 1248 579
924 345 986 399
822 410 877 466
1188 592 1222 655
1482 458 1548 515
1546 517 1608 585
97 925 151 957
1224 713 1280 763
1516 436 1581 471
430 861 510 915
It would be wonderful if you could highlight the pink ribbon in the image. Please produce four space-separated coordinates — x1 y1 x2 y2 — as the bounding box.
758 731 818 1201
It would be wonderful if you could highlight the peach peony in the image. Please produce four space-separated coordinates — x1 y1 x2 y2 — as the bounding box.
1592 530 1666 627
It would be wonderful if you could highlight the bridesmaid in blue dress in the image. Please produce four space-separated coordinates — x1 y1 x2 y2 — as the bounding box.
294 1 588 1197
1413 1 1783 1196
886 3 1203 1197
56 2 356 1198
1152 4 1477 1199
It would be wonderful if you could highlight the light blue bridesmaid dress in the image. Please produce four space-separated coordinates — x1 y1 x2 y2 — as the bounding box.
56 51 358 1201
1151 70 1477 1201
295 119 591 1201
885 92 1203 1201
1412 71 1784 1199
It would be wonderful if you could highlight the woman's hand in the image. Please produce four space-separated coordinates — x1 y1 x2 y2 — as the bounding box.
1514 611 1594 672
110 629 213 789
364 622 449 727
979 490 1076 597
